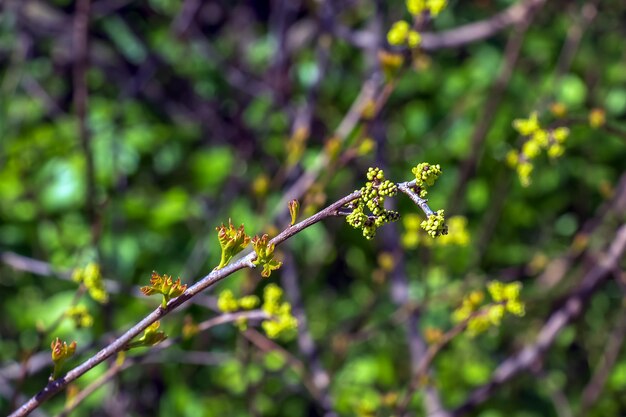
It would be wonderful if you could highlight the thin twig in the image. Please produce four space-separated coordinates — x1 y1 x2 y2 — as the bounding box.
334 0 547 51
398 181 435 217
56 310 269 417
5 193 338 415
420 0 547 51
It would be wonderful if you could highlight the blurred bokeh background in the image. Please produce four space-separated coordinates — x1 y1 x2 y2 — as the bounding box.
1 0 625 416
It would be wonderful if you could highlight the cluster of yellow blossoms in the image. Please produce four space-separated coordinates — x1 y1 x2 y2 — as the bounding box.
453 281 525 337
387 0 447 48
506 112 570 187
402 214 469 248
65 305 94 328
217 284 297 339
72 262 108 304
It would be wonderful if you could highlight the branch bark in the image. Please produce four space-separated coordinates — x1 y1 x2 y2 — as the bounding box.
10 173 438 417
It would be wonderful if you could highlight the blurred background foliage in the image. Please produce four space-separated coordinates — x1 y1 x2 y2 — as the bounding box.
1 0 625 416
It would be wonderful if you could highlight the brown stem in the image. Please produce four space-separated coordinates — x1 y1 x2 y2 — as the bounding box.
10 172 437 416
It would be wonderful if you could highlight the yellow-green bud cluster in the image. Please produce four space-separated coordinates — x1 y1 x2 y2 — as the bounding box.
239 295 260 310
346 167 400 240
507 112 570 187
252 234 282 278
50 337 77 380
420 209 448 238
140 271 188 309
589 108 606 128
217 289 262 331
65 305 94 328
216 220 250 270
288 199 299 226
386 1 447 50
72 262 108 304
407 0 447 16
452 290 485 323
261 284 298 339
403 214 469 248
487 281 525 316
51 338 76 364
217 289 260 313
216 285 295 337
453 281 525 337
387 20 421 47
411 163 442 197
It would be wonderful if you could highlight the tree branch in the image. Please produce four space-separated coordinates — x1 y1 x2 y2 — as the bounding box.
55 310 269 417
334 0 548 51
11 173 440 416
